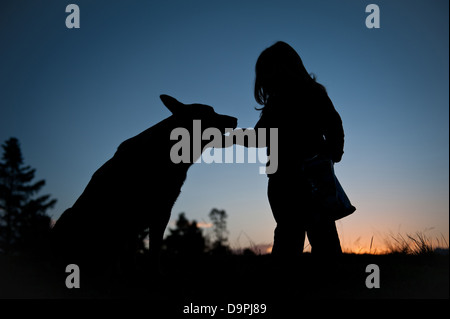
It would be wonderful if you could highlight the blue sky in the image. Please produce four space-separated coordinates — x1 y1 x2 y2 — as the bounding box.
1 0 448 252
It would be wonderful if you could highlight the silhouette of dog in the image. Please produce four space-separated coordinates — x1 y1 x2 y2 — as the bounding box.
51 95 237 286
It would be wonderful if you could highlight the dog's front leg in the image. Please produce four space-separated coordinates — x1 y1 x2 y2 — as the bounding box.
148 215 170 275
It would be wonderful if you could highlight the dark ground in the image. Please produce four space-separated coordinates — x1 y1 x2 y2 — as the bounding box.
0 254 449 319
0 252 448 316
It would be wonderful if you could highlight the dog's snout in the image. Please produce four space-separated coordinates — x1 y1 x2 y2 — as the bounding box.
222 115 238 129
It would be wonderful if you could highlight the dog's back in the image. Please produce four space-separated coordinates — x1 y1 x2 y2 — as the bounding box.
51 116 186 273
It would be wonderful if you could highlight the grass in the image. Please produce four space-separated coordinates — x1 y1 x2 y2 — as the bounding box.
383 231 448 256
233 230 449 256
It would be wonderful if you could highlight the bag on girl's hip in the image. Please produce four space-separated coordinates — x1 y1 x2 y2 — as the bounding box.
302 155 356 220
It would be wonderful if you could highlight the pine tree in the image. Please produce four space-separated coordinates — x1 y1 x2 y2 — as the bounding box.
0 137 56 254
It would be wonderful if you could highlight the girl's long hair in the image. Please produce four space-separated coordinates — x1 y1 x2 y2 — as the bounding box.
254 41 325 108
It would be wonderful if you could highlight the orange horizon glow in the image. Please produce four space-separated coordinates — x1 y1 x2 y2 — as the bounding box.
235 231 449 256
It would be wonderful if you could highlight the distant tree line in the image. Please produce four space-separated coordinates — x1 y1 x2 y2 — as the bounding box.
162 208 232 256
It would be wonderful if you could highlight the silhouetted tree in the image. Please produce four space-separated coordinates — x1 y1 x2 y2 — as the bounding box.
163 212 206 256
0 137 56 254
208 208 231 255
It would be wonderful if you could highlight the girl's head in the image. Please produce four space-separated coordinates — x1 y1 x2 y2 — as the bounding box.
254 41 322 106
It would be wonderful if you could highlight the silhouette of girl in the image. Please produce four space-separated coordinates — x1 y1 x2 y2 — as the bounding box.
253 41 345 257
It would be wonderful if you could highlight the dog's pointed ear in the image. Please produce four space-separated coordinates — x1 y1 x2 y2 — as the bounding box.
160 94 184 115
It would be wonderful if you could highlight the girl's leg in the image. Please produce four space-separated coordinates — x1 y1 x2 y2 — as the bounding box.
271 223 306 256
268 177 306 257
307 218 342 256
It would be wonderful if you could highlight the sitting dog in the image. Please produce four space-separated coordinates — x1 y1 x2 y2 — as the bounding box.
51 95 237 287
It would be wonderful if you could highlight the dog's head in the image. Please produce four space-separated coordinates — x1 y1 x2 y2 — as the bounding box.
160 94 238 134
